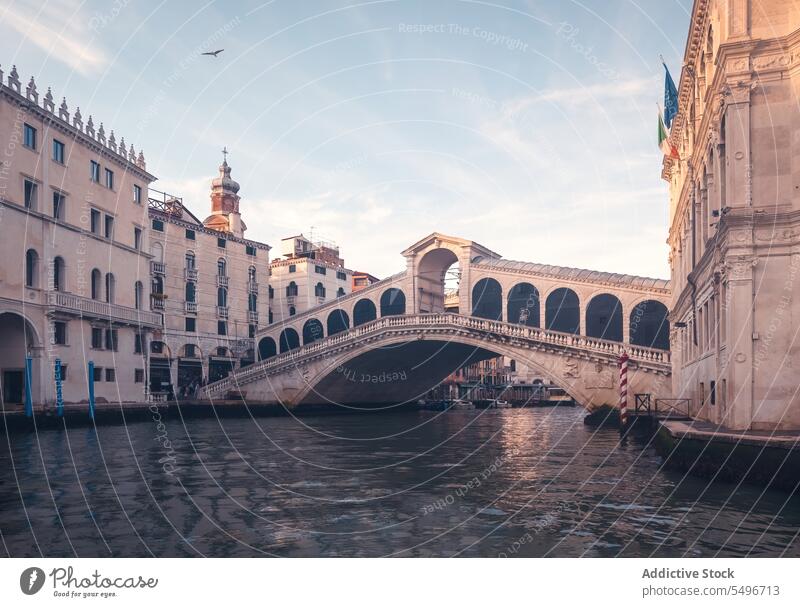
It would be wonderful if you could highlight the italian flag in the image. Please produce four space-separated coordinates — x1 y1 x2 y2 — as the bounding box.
658 110 679 159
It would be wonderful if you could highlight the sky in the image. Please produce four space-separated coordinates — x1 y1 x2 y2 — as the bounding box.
0 0 693 279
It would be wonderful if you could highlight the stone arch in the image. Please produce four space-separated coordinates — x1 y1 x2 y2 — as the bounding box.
0 311 41 404
380 288 406 316
279 328 300 353
507 282 539 327
471 277 502 320
545 287 580 334
417 247 459 313
91 268 102 300
258 336 277 360
630 299 670 350
327 309 350 336
353 298 377 326
586 293 623 342
302 318 324 344
25 249 38 288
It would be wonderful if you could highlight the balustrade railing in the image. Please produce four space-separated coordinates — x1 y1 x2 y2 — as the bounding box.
151 261 166 275
47 291 162 326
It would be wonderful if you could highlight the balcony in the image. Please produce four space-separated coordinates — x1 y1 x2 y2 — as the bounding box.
248 280 258 293
151 261 166 275
248 310 259 323
217 306 229 319
150 294 165 311
184 268 198 281
217 275 229 288
47 291 162 327
185 301 198 314
286 295 297 305
316 296 326 305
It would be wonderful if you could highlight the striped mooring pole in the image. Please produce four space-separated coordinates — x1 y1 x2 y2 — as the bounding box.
618 351 629 429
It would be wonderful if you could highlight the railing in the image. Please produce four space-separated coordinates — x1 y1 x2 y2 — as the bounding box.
47 291 162 327
203 313 672 397
184 268 198 281
286 295 297 305
185 301 197 314
151 261 166 275
248 310 258 323
217 306 229 319
217 275 229 288
150 295 165 311
316 296 326 305
248 280 258 293
654 398 691 418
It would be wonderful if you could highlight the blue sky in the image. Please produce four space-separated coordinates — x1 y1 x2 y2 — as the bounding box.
1 0 693 278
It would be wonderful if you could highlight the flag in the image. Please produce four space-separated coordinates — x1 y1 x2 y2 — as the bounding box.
662 60 679 128
658 110 678 159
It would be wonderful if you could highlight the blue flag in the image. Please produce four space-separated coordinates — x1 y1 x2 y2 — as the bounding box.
663 61 679 129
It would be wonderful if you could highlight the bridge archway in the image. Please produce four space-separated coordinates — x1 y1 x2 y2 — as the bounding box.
380 288 406 316
507 282 540 327
586 293 623 342
353 298 377 326
471 277 502 320
327 309 350 336
630 300 670 350
545 287 580 334
279 328 300 353
417 248 459 313
258 337 277 360
303 318 325 344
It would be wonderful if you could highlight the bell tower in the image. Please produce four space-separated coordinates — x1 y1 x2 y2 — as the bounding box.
203 147 246 237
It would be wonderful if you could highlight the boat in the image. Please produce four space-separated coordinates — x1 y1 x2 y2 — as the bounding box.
449 399 475 410
491 399 511 409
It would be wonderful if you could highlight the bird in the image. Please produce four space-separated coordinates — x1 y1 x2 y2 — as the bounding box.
202 49 224 57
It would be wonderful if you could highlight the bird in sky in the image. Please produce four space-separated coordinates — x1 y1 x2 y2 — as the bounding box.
202 49 224 57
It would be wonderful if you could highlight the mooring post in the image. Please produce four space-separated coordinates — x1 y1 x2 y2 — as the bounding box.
54 358 63 417
618 351 629 434
88 361 95 420
24 355 33 417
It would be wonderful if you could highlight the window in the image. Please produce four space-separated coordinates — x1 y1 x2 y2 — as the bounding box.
217 258 226 276
185 317 196 332
268 285 274 299
248 266 256 282
217 287 228 308
52 191 65 220
184 344 196 357
286 281 298 297
52 139 65 164
246 245 256 256
315 282 326 297
185 282 196 302
269 310 274 324
25 249 38 287
23 123 36 149
315 265 327 275
133 184 142 204
185 251 196 269
104 168 114 189
91 327 103 349
59 365 68 381
336 271 347 281
134 227 142 250
135 369 145 383
217 321 227 335
93 366 103 382
248 292 257 312
105 329 118 351
105 273 115 303
151 341 164 354
248 324 256 338
152 219 164 232
134 333 144 354
105 368 115 382
337 287 345 297
134 281 143 309
185 229 195 240
52 257 65 291
23 179 37 210
53 321 67 345
217 237 226 249
90 161 100 183
104 215 114 239
710 380 716 406
90 209 101 234
288 306 296 317
288 264 296 273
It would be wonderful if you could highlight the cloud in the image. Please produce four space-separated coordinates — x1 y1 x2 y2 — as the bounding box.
1 0 108 75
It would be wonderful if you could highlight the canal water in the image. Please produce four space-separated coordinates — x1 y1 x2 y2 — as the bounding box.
1 407 798 557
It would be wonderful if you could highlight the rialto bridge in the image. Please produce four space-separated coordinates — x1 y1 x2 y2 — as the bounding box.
202 233 672 409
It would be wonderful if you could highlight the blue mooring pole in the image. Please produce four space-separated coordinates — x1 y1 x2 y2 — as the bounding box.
55 358 64 417
24 356 33 417
87 361 95 420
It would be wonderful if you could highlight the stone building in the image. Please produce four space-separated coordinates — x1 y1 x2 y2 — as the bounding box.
147 156 270 395
0 65 160 406
665 0 800 430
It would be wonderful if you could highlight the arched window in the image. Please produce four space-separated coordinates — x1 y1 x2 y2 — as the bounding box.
315 282 326 298
185 251 195 269
150 242 163 263
303 318 324 344
217 258 226 276
91 269 102 300
185 281 196 302
258 337 277 360
286 281 298 297
216 346 230 357
25 249 38 288
586 293 623 342
327 309 350 335
105 273 115 303
279 328 300 353
507 282 539 327
152 275 163 295
380 288 406 316
134 281 143 309
353 298 377 326
248 266 256 282
545 288 580 334
337 287 345 298
288 306 296 316
52 256 65 291
217 287 227 308
630 300 670 350
471 278 502 320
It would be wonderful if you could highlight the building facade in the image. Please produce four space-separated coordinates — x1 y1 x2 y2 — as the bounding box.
147 158 270 396
0 65 160 406
665 0 800 429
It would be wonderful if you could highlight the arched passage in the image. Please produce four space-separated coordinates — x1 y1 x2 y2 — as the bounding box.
545 288 580 334
630 300 670 350
380 288 406 316
586 293 623 342
353 298 377 326
507 282 539 327
471 277 502 320
0 312 39 405
279 328 300 353
327 309 350 336
303 318 324 344
258 337 277 360
417 248 459 313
